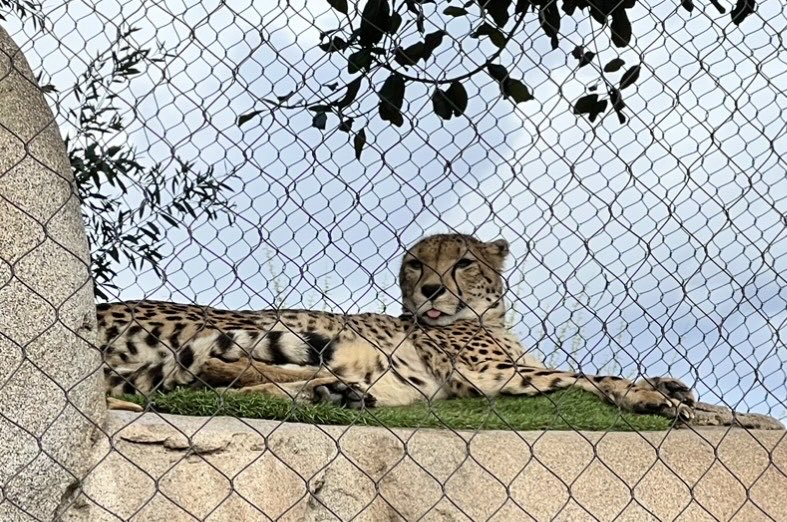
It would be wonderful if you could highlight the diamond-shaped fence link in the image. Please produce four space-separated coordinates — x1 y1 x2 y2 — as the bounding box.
1 0 786 520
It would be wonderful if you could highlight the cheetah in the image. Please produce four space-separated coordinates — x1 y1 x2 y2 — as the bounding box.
99 233 695 421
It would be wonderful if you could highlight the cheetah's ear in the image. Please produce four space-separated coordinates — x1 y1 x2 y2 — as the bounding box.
483 239 510 259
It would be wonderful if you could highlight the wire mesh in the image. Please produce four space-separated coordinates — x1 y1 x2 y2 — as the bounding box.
2 0 786 520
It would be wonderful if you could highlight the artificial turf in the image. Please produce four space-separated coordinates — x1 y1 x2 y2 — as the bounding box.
121 388 673 432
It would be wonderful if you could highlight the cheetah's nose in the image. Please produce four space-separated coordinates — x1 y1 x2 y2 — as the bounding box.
421 284 446 299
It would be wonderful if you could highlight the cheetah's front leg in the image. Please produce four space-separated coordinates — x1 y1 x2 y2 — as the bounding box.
221 377 377 410
452 365 695 421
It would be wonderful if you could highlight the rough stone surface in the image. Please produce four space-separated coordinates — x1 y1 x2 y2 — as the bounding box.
0 25 105 521
65 411 787 521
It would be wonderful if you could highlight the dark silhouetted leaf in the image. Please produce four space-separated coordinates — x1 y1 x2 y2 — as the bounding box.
505 79 533 103
327 0 348 14
445 81 468 117
395 42 425 66
339 118 354 132
308 104 332 112
538 1 560 41
604 58 625 72
335 77 362 108
619 64 641 90
444 6 468 16
312 112 328 129
485 0 512 27
389 12 402 33
354 129 366 159
572 46 594 67
424 30 446 54
680 0 694 12
360 0 390 46
731 0 755 25
516 0 532 13
609 10 631 47
432 88 452 120
487 63 509 82
574 93 608 122
472 23 507 48
348 50 372 73
609 87 626 124
709 0 726 13
318 36 347 53
237 111 263 127
378 73 405 126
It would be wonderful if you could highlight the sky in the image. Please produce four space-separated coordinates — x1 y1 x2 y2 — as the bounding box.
7 0 786 419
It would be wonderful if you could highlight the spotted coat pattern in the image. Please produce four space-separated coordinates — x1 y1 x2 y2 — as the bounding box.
99 234 695 420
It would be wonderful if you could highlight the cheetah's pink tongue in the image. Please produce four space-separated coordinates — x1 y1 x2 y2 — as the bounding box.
426 309 443 319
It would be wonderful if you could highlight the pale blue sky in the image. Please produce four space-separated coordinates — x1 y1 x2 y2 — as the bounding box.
8 0 786 418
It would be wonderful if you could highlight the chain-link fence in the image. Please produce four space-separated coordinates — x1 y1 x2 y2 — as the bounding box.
2 0 786 520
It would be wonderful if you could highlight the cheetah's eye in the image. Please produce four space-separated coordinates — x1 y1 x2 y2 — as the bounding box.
455 258 475 269
406 259 422 270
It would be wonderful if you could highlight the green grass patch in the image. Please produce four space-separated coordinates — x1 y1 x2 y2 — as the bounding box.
121 388 673 432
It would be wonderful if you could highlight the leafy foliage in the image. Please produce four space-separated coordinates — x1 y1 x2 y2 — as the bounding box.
0 0 44 29
237 0 758 159
63 27 236 299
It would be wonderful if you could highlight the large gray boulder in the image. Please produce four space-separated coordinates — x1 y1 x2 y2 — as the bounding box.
67 412 787 521
0 25 104 521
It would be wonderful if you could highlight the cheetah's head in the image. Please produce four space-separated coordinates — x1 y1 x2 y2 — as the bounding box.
399 234 510 327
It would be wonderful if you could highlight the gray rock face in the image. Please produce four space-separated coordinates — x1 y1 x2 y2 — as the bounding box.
0 25 104 521
66 411 787 521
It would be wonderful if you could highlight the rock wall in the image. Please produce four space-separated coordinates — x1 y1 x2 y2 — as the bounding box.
0 25 104 521
67 411 787 521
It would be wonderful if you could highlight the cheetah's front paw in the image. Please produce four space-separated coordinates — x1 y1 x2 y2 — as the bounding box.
313 381 376 410
636 376 696 406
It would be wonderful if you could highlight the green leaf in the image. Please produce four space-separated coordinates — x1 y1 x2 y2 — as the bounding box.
619 65 641 90
444 6 468 16
348 50 373 73
327 0 348 13
432 88 452 120
445 81 468 117
359 0 390 46
312 112 328 129
237 110 263 127
378 73 405 126
603 58 625 72
354 129 367 160
505 79 533 103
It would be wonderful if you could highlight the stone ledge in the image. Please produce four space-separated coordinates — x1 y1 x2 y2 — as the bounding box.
64 411 787 521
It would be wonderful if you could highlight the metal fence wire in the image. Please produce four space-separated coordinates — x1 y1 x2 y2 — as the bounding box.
2 0 787 520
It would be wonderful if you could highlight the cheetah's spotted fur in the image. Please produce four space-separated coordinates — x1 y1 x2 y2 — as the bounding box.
98 234 695 420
